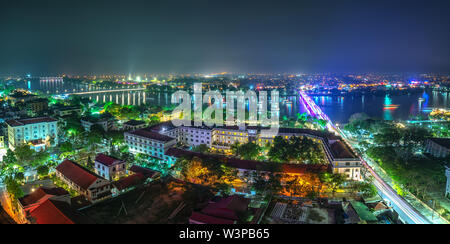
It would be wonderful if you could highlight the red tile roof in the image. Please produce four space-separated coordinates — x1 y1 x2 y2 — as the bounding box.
126 129 175 142
19 187 68 207
190 211 235 224
95 153 122 167
112 173 146 191
281 164 330 174
201 195 250 220
329 141 357 159
29 199 93 224
6 117 57 127
202 204 239 220
56 160 100 190
129 165 158 178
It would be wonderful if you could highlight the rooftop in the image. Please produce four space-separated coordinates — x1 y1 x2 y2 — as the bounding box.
95 153 122 167
124 119 146 126
129 165 159 178
329 141 358 159
29 199 94 224
190 211 235 224
190 195 250 224
6 117 57 127
112 173 146 191
56 160 102 190
19 187 69 207
126 128 175 142
350 201 378 223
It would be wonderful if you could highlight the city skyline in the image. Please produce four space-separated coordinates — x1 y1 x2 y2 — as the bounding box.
1 0 450 75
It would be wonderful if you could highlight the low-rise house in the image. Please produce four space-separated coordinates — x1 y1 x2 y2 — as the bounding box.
18 187 70 224
111 173 146 196
343 201 378 224
123 120 146 131
94 153 127 181
129 165 160 179
55 159 111 203
111 165 159 196
426 138 450 158
19 187 70 214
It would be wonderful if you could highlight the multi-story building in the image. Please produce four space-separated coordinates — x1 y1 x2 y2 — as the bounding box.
124 128 177 160
425 138 450 158
55 106 82 117
126 122 362 180
25 98 49 115
94 153 127 181
81 114 116 132
212 126 249 151
6 117 58 151
55 160 111 203
324 139 362 181
7 91 38 106
123 120 146 131
147 122 214 148
179 126 212 147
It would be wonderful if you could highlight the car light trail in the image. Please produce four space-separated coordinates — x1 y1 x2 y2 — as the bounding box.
299 90 432 224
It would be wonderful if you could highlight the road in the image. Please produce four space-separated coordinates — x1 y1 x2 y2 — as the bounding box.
299 91 434 224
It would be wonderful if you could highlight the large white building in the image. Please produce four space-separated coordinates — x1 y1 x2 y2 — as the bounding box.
125 122 362 180
6 117 58 151
124 128 177 160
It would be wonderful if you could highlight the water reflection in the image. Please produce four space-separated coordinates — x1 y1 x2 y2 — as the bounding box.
15 79 450 123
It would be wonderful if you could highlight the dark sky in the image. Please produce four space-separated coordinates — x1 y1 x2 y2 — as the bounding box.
1 0 450 75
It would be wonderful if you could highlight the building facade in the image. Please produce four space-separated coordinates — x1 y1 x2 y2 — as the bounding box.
125 122 362 180
94 153 127 181
55 160 111 203
6 117 58 151
425 138 450 158
124 128 177 160
123 120 147 131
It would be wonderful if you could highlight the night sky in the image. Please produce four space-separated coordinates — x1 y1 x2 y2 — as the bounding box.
1 0 450 75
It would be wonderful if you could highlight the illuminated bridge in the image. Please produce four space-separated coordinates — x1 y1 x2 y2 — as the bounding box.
65 87 146 95
299 90 433 224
